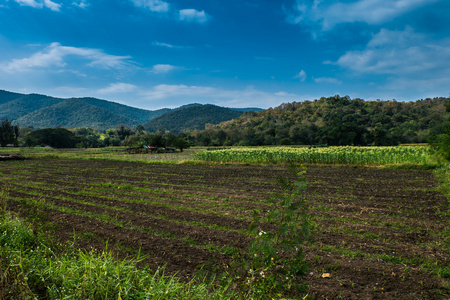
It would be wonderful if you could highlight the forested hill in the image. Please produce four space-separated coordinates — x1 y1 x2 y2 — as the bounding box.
143 104 247 133
15 99 141 129
188 95 448 146
0 90 168 129
0 90 261 130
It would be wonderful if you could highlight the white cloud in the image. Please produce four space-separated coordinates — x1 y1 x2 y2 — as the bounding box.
44 0 60 11
143 84 215 100
314 77 342 84
333 27 450 76
153 41 175 48
141 84 302 108
179 9 209 23
130 0 169 12
331 27 450 92
152 41 191 49
294 70 306 82
3 42 132 72
72 0 88 9
98 83 137 94
14 0 61 11
151 64 177 74
14 0 42 8
288 0 437 31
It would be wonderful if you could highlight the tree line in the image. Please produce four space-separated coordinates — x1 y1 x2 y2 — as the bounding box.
1 123 189 152
1 95 449 160
182 95 448 147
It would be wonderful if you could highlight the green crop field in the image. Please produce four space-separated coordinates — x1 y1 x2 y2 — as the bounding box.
0 146 449 299
195 145 436 166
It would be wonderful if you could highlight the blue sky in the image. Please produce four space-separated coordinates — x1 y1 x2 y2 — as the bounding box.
0 0 449 110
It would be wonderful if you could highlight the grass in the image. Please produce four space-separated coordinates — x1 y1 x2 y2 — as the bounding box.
0 146 202 163
0 185 237 299
0 212 234 299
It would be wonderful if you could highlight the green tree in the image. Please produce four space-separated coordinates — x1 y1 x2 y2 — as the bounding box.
148 134 165 148
173 138 190 152
0 118 19 147
430 100 450 160
116 125 133 140
25 128 79 148
136 125 145 133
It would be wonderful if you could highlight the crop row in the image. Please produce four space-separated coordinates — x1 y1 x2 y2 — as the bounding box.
1 159 449 298
195 145 434 165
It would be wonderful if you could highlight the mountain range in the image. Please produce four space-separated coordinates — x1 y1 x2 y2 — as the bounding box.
0 90 262 131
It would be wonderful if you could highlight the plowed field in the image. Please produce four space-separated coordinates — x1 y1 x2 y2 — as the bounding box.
1 159 449 299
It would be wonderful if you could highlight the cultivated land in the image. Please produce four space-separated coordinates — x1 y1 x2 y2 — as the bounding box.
1 158 449 299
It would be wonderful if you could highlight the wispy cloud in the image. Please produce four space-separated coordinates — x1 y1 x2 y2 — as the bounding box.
152 41 191 49
14 0 42 8
330 27 450 92
332 27 450 76
72 0 88 9
151 64 178 74
153 41 175 48
179 9 209 23
98 82 137 94
130 0 169 12
294 70 306 82
3 42 132 72
288 0 437 32
314 77 342 84
13 0 61 11
141 84 302 108
129 2 211 23
43 0 60 11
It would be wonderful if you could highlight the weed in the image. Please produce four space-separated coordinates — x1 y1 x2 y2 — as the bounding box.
0 188 7 216
324 264 341 272
24 196 51 235
222 165 314 299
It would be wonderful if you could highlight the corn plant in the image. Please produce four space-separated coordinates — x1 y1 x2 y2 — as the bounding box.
196 145 434 166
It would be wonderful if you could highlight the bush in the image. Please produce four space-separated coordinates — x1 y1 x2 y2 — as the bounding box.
222 165 314 299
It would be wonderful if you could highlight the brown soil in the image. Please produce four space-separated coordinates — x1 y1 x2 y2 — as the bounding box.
1 159 448 299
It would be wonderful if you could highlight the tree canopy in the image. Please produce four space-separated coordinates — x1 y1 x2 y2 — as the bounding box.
0 118 19 147
183 96 448 147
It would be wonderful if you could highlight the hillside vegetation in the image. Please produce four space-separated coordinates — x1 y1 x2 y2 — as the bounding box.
143 104 246 133
0 90 165 129
16 99 140 129
186 95 448 146
0 90 260 131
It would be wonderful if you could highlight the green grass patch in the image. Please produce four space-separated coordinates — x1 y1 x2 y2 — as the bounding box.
0 212 233 299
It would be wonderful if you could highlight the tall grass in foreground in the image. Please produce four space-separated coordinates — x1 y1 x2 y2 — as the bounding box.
195 146 435 166
0 210 233 299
